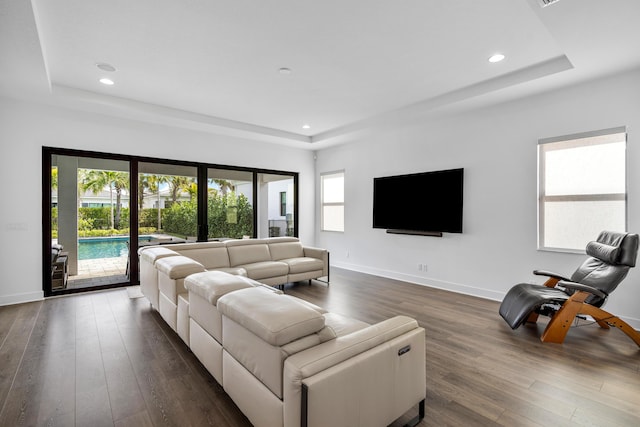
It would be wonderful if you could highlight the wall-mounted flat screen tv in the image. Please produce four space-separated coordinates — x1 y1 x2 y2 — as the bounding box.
373 168 464 234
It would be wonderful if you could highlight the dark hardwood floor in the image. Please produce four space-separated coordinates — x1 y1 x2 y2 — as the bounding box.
1 267 639 426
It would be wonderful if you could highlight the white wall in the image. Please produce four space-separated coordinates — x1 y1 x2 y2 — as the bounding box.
0 97 315 305
3 68 640 330
315 67 640 328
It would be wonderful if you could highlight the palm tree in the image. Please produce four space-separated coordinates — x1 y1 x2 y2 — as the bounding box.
81 170 110 227
147 175 169 229
138 174 154 210
169 176 195 203
212 179 235 196
111 172 129 229
186 182 198 201
80 169 129 230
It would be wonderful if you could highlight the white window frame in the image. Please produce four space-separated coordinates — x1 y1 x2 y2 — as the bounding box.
538 126 627 253
321 170 344 232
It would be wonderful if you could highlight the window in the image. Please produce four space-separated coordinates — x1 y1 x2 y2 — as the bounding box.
321 171 344 232
538 127 626 252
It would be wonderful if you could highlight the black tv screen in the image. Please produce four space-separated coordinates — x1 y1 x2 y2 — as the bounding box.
373 168 464 234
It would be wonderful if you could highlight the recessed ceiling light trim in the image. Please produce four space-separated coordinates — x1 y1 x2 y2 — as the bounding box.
96 62 117 72
278 67 292 75
488 53 505 63
302 124 311 129
99 78 115 85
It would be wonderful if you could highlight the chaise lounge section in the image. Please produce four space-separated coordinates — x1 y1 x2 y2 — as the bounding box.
137 239 425 426
182 270 426 427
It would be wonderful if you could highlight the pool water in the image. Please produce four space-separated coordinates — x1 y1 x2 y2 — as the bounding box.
78 236 152 260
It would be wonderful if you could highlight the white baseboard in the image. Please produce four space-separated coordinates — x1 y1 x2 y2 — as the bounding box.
333 261 504 300
0 290 44 307
332 262 640 331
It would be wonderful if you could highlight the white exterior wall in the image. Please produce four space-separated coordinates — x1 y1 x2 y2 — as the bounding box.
267 180 291 220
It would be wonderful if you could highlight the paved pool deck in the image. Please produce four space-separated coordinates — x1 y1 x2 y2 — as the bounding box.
67 256 128 289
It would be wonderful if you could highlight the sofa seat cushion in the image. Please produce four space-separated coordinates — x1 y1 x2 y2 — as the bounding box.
240 261 289 280
185 271 259 305
322 312 369 338
218 287 325 346
155 255 205 279
282 257 325 274
210 267 248 277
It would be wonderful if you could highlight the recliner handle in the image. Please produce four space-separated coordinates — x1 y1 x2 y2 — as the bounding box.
533 270 571 281
557 280 607 300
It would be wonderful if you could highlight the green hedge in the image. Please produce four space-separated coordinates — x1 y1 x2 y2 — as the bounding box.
52 227 157 239
207 193 253 239
51 195 251 239
162 193 253 239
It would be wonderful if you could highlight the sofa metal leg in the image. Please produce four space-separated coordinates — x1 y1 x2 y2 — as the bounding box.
301 383 308 427
404 399 425 427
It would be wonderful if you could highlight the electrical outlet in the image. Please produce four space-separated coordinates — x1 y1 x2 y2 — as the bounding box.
422 263 427 272
417 263 422 271
346 250 350 258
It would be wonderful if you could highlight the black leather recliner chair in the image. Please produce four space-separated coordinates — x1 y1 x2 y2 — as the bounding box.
499 230 640 347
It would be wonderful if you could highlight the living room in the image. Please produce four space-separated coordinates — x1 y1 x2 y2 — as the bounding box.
1 0 640 426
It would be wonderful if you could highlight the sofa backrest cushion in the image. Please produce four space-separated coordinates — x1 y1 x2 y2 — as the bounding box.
225 239 272 266
218 287 325 346
178 246 230 269
269 240 304 261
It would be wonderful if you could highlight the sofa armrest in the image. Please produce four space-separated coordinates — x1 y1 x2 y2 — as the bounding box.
303 246 329 277
283 316 425 426
155 255 206 280
138 246 180 263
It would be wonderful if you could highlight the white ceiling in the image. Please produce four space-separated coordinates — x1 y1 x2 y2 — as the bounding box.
2 0 640 148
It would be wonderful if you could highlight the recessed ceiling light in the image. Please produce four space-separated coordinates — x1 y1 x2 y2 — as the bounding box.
96 62 116 72
302 124 310 129
488 53 505 63
279 67 292 75
99 78 115 85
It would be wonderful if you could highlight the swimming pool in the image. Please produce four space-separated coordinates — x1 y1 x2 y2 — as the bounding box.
78 236 152 260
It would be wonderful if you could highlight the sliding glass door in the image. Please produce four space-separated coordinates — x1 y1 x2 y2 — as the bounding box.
207 168 254 239
50 154 131 292
258 173 296 238
44 147 298 296
138 162 198 242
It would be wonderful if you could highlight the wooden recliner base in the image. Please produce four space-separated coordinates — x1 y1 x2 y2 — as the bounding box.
529 290 640 347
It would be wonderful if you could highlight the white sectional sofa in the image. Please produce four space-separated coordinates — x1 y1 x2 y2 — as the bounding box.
137 237 329 330
137 238 426 426
183 270 426 427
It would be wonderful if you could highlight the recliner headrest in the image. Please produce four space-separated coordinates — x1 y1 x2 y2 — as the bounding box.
585 241 619 264
589 231 639 267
